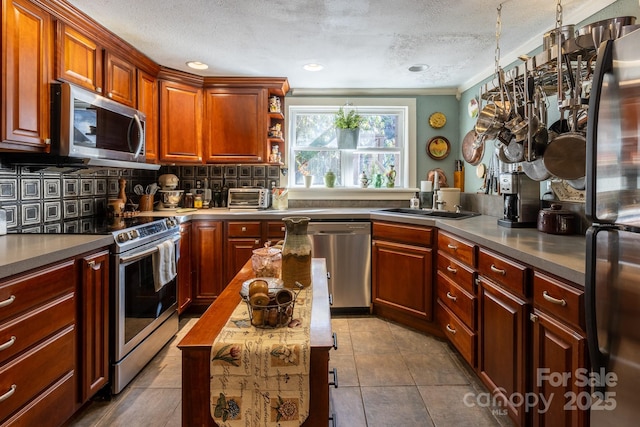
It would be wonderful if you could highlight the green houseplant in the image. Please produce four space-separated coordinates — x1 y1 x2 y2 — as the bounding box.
334 107 364 149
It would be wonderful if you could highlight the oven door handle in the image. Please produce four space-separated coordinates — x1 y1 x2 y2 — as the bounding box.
119 236 181 264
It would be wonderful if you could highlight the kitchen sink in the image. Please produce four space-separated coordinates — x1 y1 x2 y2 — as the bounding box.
378 208 480 220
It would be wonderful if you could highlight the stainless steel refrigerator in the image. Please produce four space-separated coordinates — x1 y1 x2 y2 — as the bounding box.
586 29 640 426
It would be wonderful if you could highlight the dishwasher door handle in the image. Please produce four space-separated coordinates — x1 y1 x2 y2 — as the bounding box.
311 230 357 235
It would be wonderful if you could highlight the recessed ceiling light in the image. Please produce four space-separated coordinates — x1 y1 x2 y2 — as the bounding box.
186 61 209 70
408 64 430 72
303 63 324 71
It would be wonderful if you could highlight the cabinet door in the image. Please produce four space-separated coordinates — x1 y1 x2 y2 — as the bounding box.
1 0 52 151
372 240 433 321
178 222 192 314
159 80 203 163
203 88 266 163
137 70 159 162
55 22 103 93
531 309 587 427
104 52 135 107
79 251 109 402
192 221 223 305
226 238 261 283
478 278 528 426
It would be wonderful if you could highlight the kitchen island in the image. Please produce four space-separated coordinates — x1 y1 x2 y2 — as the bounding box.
177 258 334 427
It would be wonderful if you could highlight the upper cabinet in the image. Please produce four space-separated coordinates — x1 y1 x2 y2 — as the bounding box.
203 87 267 163
55 22 103 94
137 70 159 161
104 51 136 107
1 0 52 152
159 79 203 163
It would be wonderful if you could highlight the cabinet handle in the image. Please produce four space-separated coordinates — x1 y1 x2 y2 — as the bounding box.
490 264 506 275
332 332 338 350
329 412 337 427
281 226 285 232
328 293 333 306
241 226 247 232
254 239 260 245
96 87 102 93
0 385 16 402
108 92 113 98
542 291 567 307
446 265 457 274
445 324 456 334
87 260 100 270
0 295 15 308
329 367 339 388
447 244 458 251
446 292 457 302
0 336 16 351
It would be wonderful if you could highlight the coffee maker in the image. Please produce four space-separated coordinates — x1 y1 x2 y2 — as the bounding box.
497 172 539 228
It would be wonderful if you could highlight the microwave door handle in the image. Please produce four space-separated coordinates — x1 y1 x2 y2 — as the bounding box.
128 113 144 159
119 236 181 264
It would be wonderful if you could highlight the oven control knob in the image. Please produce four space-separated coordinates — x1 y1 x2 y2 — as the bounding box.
166 218 176 228
130 229 140 239
116 232 130 243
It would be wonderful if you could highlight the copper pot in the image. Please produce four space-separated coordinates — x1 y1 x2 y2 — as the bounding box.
537 204 578 235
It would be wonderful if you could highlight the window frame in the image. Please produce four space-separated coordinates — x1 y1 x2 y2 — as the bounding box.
285 97 417 193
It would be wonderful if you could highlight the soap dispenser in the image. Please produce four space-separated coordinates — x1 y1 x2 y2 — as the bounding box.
410 192 420 209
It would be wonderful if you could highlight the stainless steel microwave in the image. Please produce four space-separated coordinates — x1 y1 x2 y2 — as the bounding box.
50 82 157 170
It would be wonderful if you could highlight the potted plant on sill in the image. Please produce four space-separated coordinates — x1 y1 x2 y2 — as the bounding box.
334 106 363 150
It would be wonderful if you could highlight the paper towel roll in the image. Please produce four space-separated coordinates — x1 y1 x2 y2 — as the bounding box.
420 181 432 192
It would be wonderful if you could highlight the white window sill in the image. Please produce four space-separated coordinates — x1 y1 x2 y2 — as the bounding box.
287 187 419 200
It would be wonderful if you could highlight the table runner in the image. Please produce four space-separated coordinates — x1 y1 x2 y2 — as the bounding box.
210 285 312 426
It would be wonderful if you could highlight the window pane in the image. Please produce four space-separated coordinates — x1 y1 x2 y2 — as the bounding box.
293 150 341 185
294 114 336 148
359 114 399 149
350 152 400 186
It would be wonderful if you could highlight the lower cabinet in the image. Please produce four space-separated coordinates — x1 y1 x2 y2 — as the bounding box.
372 221 434 330
178 222 193 314
225 221 262 283
478 277 529 427
191 220 224 307
78 251 109 402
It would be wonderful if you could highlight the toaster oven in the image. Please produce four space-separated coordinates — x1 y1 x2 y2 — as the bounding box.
227 187 271 209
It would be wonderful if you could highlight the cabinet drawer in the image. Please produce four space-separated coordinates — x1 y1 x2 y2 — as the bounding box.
438 231 475 267
478 248 528 297
437 252 475 295
533 272 584 330
227 221 261 237
266 221 285 238
0 326 75 422
437 273 476 330
437 300 476 367
0 261 75 323
0 294 75 365
373 222 433 247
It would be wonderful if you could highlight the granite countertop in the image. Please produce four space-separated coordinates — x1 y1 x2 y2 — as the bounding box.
0 234 115 280
0 207 586 286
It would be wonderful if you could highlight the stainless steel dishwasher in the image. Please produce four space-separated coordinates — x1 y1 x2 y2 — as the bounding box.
307 221 371 312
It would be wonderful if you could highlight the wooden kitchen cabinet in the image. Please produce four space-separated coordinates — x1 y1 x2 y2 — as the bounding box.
78 250 109 402
178 222 193 314
0 259 77 426
203 87 267 163
55 21 103 94
372 221 435 332
531 272 587 427
478 276 529 427
104 51 136 107
436 231 478 367
137 70 159 162
1 0 52 152
159 79 203 163
225 221 262 283
191 220 223 308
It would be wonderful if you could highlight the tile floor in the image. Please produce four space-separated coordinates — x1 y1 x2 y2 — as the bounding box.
66 315 515 427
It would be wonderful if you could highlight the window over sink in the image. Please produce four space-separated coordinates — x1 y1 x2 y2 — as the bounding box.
286 98 416 189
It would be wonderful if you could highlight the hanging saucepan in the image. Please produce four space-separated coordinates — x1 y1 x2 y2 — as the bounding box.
461 129 485 166
475 102 509 139
522 157 551 181
542 131 587 180
504 138 524 163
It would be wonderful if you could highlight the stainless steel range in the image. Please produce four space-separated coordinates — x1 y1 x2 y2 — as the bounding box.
109 216 180 394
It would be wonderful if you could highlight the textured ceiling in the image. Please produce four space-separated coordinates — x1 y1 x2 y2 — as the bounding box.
67 0 614 91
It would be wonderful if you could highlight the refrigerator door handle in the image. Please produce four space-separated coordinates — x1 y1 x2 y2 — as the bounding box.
585 227 609 394
586 39 614 222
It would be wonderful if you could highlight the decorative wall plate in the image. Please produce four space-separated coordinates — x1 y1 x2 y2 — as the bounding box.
426 136 451 160
428 112 446 129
